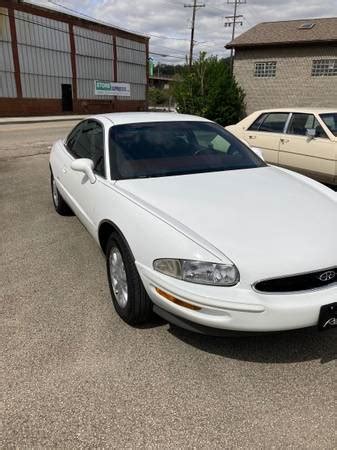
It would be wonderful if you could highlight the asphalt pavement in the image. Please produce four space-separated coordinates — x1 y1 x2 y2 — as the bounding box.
1 122 336 448
0 120 81 160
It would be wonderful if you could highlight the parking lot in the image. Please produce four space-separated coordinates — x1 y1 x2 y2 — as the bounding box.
1 122 336 448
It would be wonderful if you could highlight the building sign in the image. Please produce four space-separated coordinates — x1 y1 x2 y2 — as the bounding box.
94 80 131 96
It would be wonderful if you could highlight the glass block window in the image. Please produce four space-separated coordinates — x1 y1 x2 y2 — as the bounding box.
312 59 337 76
254 62 277 78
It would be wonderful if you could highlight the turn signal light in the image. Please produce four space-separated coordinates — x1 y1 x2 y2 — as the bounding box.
155 288 201 311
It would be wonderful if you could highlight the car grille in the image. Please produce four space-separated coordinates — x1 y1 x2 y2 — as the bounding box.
254 267 337 293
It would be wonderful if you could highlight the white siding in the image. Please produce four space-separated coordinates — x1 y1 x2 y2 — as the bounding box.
18 46 72 77
116 37 146 100
20 74 72 99
76 55 114 80
74 26 113 58
15 11 70 51
117 61 146 84
0 8 16 97
15 10 71 98
74 26 114 99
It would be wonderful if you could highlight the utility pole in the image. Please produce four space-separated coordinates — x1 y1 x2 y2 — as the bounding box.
225 0 246 74
184 0 205 68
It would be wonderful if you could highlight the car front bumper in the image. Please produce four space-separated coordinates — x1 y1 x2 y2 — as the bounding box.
137 262 337 333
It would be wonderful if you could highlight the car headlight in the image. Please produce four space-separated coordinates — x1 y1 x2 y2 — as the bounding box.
153 259 239 286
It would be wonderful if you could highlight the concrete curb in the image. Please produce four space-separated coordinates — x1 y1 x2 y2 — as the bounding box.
0 115 85 125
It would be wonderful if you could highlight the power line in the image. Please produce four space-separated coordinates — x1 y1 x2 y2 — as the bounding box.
225 0 246 73
47 0 190 42
184 0 205 67
0 10 184 59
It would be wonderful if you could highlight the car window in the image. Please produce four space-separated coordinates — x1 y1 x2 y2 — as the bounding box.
248 113 268 131
109 121 266 180
258 113 289 133
67 120 105 177
320 113 337 137
306 116 328 139
66 122 83 153
287 113 328 138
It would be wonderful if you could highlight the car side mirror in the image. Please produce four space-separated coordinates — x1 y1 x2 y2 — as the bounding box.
306 128 316 139
251 146 264 161
71 158 96 184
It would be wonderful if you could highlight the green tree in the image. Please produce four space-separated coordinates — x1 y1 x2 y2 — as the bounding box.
173 52 245 126
148 87 170 106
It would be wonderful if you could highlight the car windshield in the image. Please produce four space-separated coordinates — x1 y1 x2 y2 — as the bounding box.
109 121 266 179
319 113 337 136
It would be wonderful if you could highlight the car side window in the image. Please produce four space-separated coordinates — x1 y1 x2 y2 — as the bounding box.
67 120 105 177
308 117 328 139
258 113 289 133
66 122 83 153
248 113 268 131
287 113 311 136
287 113 328 138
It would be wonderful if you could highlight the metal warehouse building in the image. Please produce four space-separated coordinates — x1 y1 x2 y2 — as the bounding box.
0 0 149 116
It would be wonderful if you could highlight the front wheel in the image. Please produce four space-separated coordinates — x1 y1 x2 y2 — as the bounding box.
50 172 73 216
106 232 152 325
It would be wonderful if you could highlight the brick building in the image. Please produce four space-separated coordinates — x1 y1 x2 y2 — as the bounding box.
0 0 149 116
226 18 337 114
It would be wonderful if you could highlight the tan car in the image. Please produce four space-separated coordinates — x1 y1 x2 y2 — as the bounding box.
226 108 337 186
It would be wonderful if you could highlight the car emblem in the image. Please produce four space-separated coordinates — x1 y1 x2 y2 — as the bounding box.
318 271 336 282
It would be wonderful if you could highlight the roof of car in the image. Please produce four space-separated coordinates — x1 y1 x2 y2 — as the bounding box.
89 112 211 125
250 108 336 115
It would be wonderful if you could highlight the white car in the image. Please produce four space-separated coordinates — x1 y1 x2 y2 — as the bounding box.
50 112 337 335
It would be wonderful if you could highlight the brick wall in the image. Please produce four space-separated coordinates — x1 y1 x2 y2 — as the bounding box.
233 45 337 114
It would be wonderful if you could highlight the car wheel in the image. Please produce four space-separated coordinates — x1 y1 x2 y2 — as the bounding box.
50 172 73 216
106 232 152 325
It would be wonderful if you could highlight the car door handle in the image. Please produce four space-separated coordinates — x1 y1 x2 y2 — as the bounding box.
248 135 256 139
280 138 289 144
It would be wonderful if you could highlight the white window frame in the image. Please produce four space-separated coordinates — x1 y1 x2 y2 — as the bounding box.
311 59 337 77
254 61 277 78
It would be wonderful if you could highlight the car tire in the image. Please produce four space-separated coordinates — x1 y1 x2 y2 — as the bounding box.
106 232 153 325
50 172 73 216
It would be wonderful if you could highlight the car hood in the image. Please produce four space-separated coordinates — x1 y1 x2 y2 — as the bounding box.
117 167 337 282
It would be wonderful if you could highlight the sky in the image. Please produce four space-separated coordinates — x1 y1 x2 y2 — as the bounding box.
32 0 337 64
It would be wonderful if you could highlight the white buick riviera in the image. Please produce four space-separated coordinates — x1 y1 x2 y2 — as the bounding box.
50 113 337 335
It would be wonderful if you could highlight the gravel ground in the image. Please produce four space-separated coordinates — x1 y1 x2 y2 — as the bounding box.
1 124 336 448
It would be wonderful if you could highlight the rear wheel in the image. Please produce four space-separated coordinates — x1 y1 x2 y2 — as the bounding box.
106 232 152 325
50 172 73 216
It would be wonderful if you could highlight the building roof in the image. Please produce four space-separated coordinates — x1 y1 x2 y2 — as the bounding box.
226 17 337 49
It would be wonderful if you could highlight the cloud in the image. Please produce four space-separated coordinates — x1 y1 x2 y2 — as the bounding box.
32 0 336 64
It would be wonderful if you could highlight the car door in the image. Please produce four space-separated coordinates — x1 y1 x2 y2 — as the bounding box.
279 112 336 184
243 112 290 164
61 119 107 235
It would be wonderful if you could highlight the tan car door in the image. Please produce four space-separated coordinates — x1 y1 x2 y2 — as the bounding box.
243 112 290 164
279 113 336 184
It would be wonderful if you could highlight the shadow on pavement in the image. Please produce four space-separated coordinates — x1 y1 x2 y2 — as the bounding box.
168 325 337 364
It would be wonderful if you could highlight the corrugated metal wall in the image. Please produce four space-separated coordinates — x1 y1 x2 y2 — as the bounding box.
1 7 147 104
74 26 114 100
116 37 146 100
15 10 72 98
0 7 17 97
